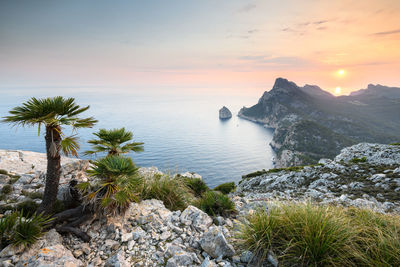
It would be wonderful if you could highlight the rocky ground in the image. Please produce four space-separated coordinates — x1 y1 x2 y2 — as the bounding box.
0 143 399 266
236 143 400 214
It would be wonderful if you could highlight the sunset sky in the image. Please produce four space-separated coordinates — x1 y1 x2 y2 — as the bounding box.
1 0 400 96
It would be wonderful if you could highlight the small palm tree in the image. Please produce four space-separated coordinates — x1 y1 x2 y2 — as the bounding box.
2 97 97 214
84 128 144 156
78 155 142 215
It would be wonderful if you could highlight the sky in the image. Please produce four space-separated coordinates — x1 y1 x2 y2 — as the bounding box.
1 0 400 96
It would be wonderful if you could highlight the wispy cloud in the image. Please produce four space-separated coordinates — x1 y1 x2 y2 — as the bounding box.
372 28 400 36
238 3 256 13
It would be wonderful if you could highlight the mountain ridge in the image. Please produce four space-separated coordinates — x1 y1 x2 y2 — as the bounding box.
239 78 400 167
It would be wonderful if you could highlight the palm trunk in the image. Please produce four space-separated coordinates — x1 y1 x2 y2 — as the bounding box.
38 126 61 214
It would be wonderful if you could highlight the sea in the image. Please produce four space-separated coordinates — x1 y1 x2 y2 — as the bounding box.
0 90 274 187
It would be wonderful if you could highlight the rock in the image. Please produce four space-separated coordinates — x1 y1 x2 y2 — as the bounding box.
17 245 83 267
0 244 24 258
165 244 194 267
199 226 235 259
180 172 202 179
201 256 217 267
180 205 213 232
219 106 232 120
240 251 253 263
104 251 129 267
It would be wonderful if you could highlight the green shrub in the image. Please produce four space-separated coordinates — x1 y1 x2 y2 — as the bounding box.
350 156 367 163
195 191 236 217
390 142 400 146
141 174 191 211
0 211 52 249
242 166 305 179
12 212 53 247
16 200 40 217
237 202 400 266
1 184 13 195
80 155 142 216
0 169 8 175
214 182 236 194
182 177 209 197
0 212 18 249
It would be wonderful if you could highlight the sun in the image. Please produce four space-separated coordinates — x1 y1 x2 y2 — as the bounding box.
337 69 345 76
335 87 342 94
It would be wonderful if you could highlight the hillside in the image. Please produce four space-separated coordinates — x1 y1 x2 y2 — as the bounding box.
239 78 400 166
0 143 400 266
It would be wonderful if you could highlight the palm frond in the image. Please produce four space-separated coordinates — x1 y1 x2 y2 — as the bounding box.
61 135 80 157
85 127 143 156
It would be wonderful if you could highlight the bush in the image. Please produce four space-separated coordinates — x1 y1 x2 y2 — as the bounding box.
141 174 192 211
214 182 236 194
195 191 236 217
80 155 142 216
0 169 8 175
237 202 400 266
1 184 13 195
182 177 209 197
390 142 400 146
0 211 52 249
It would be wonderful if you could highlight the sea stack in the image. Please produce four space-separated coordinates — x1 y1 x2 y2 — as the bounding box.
219 106 232 120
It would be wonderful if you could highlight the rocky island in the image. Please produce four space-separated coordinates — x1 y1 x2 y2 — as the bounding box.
219 106 232 120
239 78 400 167
1 143 399 266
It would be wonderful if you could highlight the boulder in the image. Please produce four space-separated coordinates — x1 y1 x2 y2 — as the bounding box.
17 245 83 267
180 205 213 232
199 226 235 259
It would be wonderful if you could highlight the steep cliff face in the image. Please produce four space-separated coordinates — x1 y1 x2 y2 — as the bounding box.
239 78 400 167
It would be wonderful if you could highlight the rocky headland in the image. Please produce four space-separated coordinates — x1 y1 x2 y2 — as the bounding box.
0 143 399 266
238 78 400 167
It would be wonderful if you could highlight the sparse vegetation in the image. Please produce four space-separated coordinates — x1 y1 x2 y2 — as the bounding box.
390 142 400 146
0 169 8 175
181 177 209 197
242 166 306 179
350 156 367 163
195 191 236 217
141 174 192 211
214 182 236 194
237 202 400 266
1 184 13 195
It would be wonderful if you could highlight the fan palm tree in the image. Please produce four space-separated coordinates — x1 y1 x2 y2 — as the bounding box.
78 155 142 215
2 97 97 214
84 127 144 156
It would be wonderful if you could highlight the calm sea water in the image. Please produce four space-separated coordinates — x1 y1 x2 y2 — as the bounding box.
0 91 274 187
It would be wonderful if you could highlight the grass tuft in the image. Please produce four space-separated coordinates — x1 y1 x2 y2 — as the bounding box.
1 184 13 195
237 202 400 266
141 174 192 211
181 177 209 197
214 182 236 194
194 190 236 217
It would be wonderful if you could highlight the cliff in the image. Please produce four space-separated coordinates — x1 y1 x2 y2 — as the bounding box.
239 78 400 167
